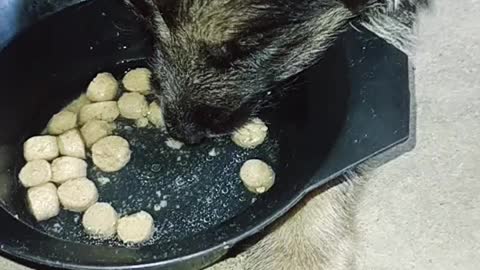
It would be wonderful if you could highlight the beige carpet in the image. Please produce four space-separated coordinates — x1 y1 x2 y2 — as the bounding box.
356 1 480 269
1 0 479 269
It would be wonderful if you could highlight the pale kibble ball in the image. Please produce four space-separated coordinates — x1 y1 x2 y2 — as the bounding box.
78 101 119 125
147 102 165 129
82 202 118 239
18 160 52 187
57 178 99 212
86 72 119 102
27 183 60 221
80 120 115 148
47 111 77 135
117 211 154 244
23 135 59 161
51 156 87 184
117 92 149 119
239 159 275 194
122 68 152 94
231 118 268 149
57 129 86 159
135 117 149 128
65 93 91 113
91 136 131 172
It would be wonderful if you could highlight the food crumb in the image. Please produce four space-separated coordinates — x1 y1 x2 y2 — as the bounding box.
97 177 111 186
52 223 63 233
165 138 183 150
208 148 219 157
153 204 162 211
159 200 168 208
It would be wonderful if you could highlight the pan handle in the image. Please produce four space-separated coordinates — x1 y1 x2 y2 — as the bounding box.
303 26 415 191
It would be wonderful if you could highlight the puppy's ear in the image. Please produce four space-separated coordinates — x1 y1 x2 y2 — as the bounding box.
124 0 171 40
124 0 155 20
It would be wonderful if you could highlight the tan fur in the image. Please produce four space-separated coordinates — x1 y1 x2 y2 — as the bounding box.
359 0 428 54
179 1 262 44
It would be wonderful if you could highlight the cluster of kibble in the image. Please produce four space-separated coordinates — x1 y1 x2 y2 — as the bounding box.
18 67 276 245
19 68 160 244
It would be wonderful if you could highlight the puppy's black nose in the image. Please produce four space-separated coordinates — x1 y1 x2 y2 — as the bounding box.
167 124 206 145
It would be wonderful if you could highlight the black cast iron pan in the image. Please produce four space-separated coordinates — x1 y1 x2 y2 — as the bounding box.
0 0 413 269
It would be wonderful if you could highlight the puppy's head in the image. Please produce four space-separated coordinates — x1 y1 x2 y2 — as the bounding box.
127 0 348 144
151 33 269 144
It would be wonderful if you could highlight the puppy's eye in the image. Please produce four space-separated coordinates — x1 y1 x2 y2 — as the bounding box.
203 41 242 68
151 75 162 93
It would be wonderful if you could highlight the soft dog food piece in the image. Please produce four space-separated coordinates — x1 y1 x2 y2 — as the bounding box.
65 93 92 113
51 156 87 183
23 135 59 161
82 202 118 239
117 92 149 119
47 111 77 135
57 178 98 212
135 117 149 128
122 68 152 94
78 101 119 125
86 72 119 102
239 159 275 194
18 160 52 187
147 102 165 129
117 211 154 244
57 129 86 159
27 183 60 221
80 120 115 148
231 118 268 149
91 136 131 172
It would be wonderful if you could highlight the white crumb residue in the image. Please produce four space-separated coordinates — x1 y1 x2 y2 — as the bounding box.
74 215 80 223
165 138 184 149
208 148 219 157
177 156 182 161
52 223 63 233
160 200 168 208
156 191 162 198
154 204 162 211
97 177 111 186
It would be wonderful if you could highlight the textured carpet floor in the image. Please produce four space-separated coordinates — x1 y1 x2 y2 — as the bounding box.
356 1 480 269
